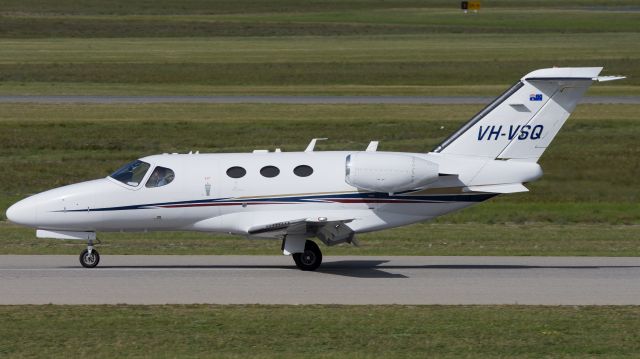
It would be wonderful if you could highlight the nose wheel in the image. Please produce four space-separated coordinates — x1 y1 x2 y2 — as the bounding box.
79 239 100 268
292 240 322 271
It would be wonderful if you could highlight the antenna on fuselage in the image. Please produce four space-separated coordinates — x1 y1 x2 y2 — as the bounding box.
365 141 379 152
305 138 328 152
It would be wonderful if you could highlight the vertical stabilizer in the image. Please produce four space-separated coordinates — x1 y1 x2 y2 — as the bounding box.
433 67 605 162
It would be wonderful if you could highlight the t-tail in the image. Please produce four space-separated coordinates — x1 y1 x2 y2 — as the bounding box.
433 67 624 162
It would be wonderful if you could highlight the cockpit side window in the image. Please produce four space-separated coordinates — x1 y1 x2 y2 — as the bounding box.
145 166 175 188
110 160 151 187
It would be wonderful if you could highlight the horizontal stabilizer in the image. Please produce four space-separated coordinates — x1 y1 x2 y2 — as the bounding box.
465 183 528 194
595 76 626 82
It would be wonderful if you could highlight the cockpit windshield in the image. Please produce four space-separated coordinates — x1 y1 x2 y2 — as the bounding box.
110 160 151 187
146 166 175 188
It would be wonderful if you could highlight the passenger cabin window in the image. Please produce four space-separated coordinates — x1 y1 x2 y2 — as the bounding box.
226 166 246 179
293 165 313 177
146 166 175 188
260 166 280 178
110 160 150 187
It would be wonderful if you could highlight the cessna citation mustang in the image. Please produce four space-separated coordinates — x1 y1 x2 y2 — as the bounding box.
6 67 624 270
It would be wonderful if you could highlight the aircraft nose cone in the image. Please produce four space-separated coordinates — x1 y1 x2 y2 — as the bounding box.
6 198 37 227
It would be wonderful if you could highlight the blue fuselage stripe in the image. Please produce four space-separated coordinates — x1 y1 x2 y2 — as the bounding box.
60 192 497 212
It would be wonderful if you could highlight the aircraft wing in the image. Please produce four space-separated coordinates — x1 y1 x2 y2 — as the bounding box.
247 217 357 246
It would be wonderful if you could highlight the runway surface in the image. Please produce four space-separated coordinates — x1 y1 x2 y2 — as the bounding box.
2 255 640 305
0 95 638 104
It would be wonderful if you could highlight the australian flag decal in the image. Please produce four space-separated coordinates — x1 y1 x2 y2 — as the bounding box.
529 93 543 101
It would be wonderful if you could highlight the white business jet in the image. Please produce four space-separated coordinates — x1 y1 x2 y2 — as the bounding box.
6 67 623 270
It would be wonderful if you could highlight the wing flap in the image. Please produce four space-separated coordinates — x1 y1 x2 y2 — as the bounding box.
247 218 307 238
247 217 357 246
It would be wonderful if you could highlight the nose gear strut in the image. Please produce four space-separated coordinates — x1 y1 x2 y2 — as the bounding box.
79 238 100 268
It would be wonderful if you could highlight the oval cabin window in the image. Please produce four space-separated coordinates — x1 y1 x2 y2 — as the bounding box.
293 165 313 177
226 166 246 179
260 166 280 178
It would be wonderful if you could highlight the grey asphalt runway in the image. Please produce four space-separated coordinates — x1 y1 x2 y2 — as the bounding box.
0 95 638 104
1 255 639 305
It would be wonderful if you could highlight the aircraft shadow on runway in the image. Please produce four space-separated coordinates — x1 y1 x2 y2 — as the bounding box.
317 260 407 278
315 261 640 278
92 260 405 278
80 261 640 279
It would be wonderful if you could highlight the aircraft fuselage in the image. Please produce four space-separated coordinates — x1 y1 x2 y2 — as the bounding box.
8 151 514 235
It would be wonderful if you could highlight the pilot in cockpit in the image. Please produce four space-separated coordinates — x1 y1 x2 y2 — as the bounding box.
146 167 174 188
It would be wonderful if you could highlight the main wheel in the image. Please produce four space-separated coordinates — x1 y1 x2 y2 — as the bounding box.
79 248 100 268
292 240 322 271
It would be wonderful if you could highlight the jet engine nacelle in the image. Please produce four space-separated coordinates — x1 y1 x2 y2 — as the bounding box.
345 153 440 193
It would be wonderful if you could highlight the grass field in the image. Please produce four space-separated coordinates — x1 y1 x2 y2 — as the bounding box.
2 222 639 256
2 305 640 358
2 2 640 38
0 34 636 96
1 1 639 96
4 0 640 15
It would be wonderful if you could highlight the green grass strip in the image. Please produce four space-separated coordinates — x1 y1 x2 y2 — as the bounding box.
1 305 640 358
2 221 639 256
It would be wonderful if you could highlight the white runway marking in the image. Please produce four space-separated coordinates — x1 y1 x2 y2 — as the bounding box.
2 255 640 305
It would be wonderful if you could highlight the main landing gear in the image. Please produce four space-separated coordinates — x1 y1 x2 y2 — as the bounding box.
79 239 100 268
292 240 323 271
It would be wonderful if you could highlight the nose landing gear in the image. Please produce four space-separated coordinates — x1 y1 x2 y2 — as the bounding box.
79 239 100 268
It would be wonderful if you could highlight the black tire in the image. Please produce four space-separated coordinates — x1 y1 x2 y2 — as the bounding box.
293 240 322 271
79 248 100 268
